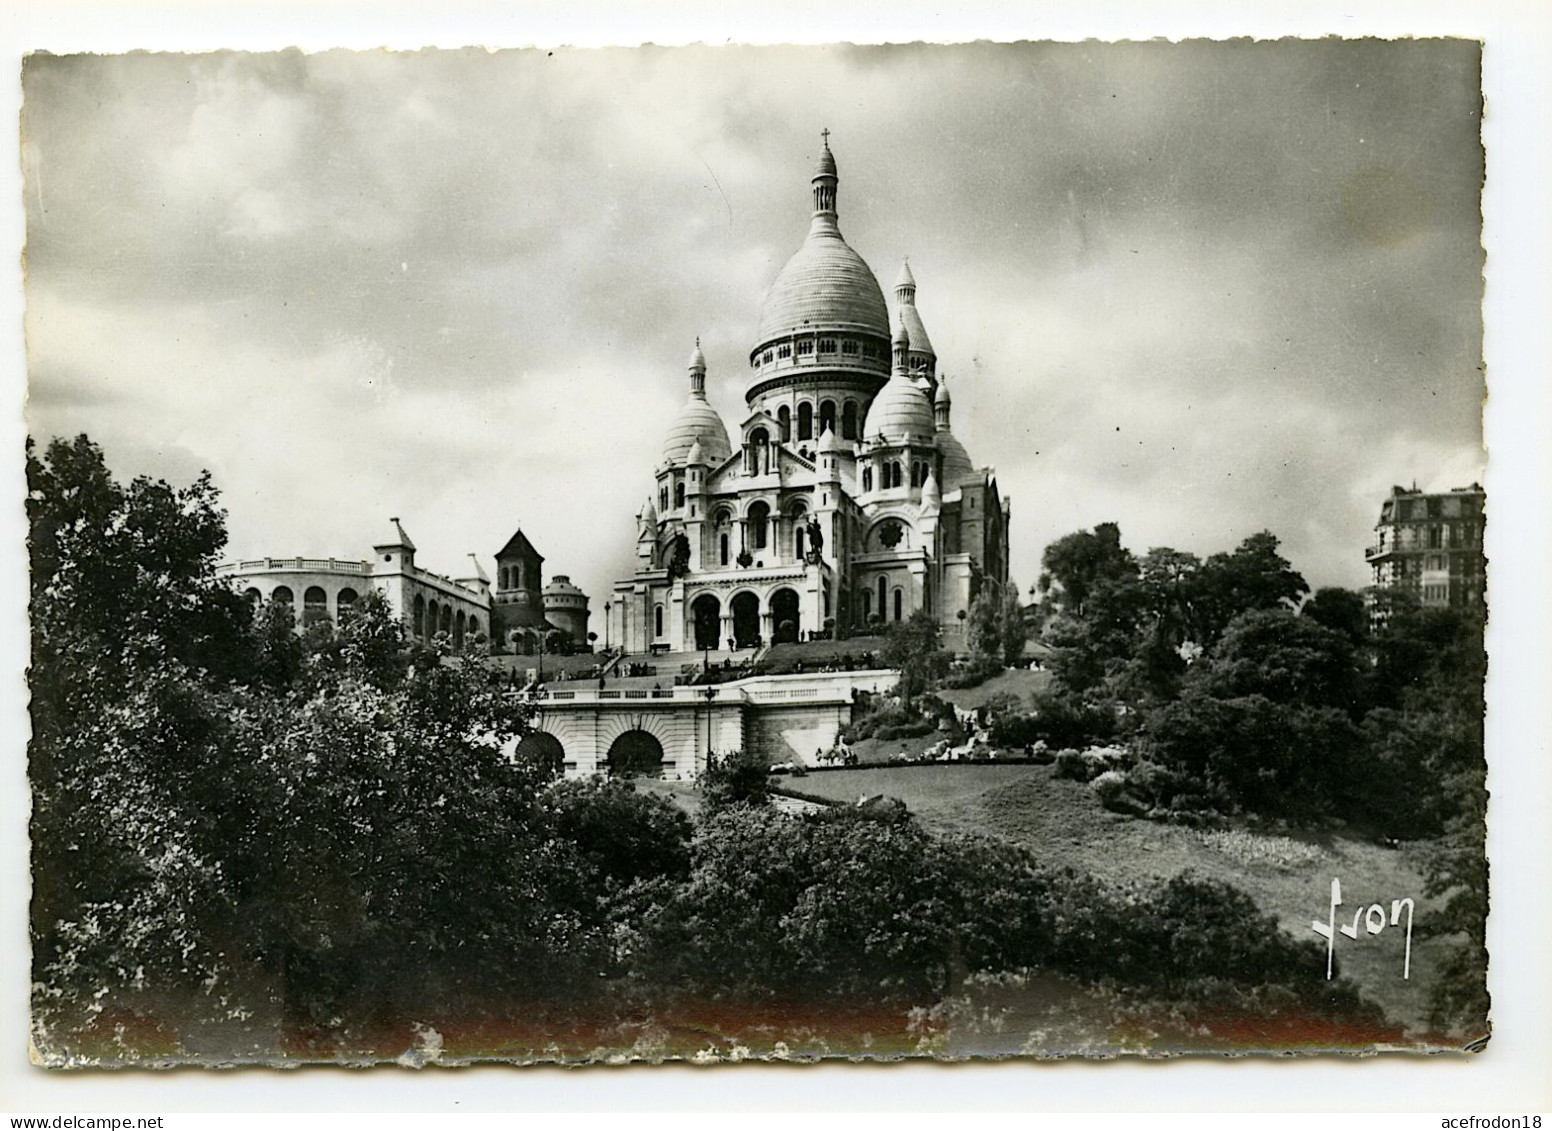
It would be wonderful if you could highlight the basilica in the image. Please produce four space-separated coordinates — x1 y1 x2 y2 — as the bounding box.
608 136 1010 655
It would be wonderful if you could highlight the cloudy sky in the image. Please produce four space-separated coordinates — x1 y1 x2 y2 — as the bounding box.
22 41 1484 606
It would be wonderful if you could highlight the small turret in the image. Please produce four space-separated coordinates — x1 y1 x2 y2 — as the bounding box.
373 516 416 572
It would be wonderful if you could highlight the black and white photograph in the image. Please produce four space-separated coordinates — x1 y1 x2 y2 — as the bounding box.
12 20 1533 1090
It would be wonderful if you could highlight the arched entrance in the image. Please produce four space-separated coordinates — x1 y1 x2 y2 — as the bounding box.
770 587 800 644
731 591 760 648
515 731 565 777
691 593 721 651
607 730 665 777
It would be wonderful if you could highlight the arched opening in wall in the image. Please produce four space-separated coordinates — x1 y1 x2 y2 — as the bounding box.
747 501 770 551
861 588 873 621
720 532 730 567
413 594 426 637
336 588 359 622
798 401 813 441
426 600 440 637
441 605 453 637
750 427 769 447
244 588 262 617
910 463 921 488
691 593 722 651
777 405 791 442
894 588 904 622
842 400 858 440
607 730 665 778
862 466 873 492
770 587 800 644
675 481 686 508
795 523 806 562
877 576 887 621
731 591 760 648
271 585 295 624
454 611 466 647
819 399 836 437
515 731 565 778
654 604 664 638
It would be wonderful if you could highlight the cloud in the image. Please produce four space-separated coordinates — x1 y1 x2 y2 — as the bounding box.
23 41 1484 610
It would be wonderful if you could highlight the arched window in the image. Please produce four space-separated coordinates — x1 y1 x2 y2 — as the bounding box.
877 576 887 619
674 481 686 508
748 501 770 550
894 588 904 622
413 594 426 637
720 532 730 566
654 604 664 638
910 462 921 488
795 524 806 562
750 427 768 447
778 405 791 441
272 585 293 605
862 588 872 618
819 400 836 436
660 487 669 511
862 466 873 491
337 588 359 621
842 401 858 440
798 402 813 441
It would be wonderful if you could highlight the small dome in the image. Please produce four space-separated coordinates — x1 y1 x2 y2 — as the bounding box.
689 338 706 371
814 142 837 179
817 422 847 454
862 372 935 445
686 437 704 465
892 317 910 347
936 431 976 486
663 397 732 466
934 379 952 407
895 258 916 289
543 574 586 598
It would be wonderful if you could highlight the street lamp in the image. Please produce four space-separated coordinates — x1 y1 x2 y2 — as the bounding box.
604 601 611 653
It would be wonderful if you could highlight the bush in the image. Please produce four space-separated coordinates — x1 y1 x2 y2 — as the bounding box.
875 719 937 741
991 690 1119 750
1054 749 1086 780
939 654 1003 690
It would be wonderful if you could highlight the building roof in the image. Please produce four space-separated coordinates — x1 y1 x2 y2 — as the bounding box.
663 395 732 465
543 574 587 599
753 142 889 347
863 369 936 445
373 517 416 552
495 527 544 563
936 430 977 486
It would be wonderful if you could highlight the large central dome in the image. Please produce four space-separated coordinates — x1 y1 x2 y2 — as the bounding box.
755 227 890 343
753 137 890 348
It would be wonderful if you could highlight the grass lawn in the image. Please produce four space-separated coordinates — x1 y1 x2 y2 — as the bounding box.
781 763 1046 809
936 666 1052 711
778 760 1447 1040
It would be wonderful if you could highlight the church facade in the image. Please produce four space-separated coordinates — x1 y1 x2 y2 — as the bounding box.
609 137 1010 655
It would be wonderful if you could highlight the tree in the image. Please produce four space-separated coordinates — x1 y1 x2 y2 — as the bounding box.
1303 586 1369 646
1037 522 1136 618
1193 531 1308 644
880 609 952 708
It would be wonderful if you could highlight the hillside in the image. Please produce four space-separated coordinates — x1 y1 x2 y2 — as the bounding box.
782 762 1443 1039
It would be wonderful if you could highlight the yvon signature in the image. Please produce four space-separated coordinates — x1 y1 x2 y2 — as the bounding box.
1311 877 1415 980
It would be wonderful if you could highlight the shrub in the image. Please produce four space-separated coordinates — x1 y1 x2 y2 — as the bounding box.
1054 749 1086 781
876 719 937 741
939 654 1003 690
1090 769 1127 806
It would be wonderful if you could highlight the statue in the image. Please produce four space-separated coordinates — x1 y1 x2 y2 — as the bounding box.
806 516 825 563
667 531 692 579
